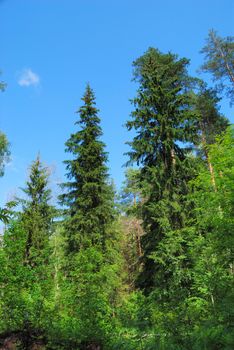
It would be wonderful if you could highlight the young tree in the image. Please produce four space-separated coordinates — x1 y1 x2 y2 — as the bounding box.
0 157 56 347
200 29 234 103
18 156 55 266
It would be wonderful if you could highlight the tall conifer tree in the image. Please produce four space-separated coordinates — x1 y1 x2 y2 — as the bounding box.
60 84 114 253
126 48 198 293
59 86 122 349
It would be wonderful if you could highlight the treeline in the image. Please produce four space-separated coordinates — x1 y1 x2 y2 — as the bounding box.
0 30 233 350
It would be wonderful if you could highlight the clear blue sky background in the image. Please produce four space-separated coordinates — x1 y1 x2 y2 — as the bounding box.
0 0 233 206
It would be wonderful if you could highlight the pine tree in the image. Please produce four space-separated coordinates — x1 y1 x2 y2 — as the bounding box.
60 84 114 253
200 29 234 103
126 48 198 294
194 86 229 189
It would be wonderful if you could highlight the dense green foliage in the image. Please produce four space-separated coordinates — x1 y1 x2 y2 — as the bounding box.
126 47 198 294
0 158 56 349
60 85 114 253
18 156 56 266
55 85 124 349
0 32 233 349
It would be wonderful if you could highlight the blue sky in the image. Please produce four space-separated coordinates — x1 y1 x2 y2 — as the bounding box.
0 0 233 206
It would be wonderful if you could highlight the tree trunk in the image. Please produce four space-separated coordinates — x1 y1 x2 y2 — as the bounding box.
170 147 176 167
200 124 217 191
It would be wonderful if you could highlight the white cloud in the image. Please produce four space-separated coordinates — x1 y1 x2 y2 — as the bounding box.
18 68 40 87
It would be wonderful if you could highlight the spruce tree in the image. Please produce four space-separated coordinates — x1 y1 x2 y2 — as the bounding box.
60 84 114 253
59 86 123 349
0 157 55 343
19 156 55 266
126 48 198 294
